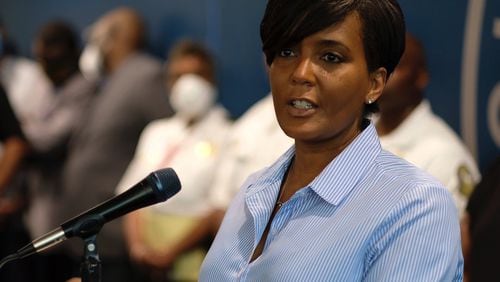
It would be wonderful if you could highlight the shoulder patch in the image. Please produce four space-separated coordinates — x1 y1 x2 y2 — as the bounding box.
458 164 475 197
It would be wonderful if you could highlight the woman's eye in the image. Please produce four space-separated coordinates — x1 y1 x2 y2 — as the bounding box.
321 53 342 63
278 49 295 57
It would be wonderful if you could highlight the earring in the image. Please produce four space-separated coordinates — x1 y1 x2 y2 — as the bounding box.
367 99 374 104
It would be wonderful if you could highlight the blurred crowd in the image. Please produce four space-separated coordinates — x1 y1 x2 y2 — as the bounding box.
0 6 497 282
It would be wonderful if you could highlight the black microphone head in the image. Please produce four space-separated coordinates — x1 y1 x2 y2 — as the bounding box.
148 168 181 201
60 168 181 239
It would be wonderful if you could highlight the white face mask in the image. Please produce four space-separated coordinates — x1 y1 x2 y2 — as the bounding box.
169 74 217 120
79 44 103 81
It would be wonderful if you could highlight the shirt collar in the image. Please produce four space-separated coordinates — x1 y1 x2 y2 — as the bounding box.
310 123 381 205
245 123 382 206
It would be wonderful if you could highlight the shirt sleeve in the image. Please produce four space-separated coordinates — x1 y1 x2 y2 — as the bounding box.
364 185 463 281
23 75 95 152
115 154 148 195
115 128 153 195
414 138 480 216
207 141 242 209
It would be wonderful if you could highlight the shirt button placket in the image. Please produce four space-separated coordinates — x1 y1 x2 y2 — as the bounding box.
271 201 293 237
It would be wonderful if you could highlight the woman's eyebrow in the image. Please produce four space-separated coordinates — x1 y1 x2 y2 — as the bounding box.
316 39 351 53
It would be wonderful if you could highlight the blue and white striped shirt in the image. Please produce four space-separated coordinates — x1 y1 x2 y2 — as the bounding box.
199 124 463 281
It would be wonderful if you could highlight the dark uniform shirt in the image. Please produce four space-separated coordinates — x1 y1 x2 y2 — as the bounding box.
0 84 24 142
466 157 500 282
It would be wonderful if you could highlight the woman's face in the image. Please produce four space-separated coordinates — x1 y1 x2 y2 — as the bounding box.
269 12 386 146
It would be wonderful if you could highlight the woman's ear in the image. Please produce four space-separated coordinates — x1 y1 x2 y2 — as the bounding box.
416 68 429 92
365 67 387 104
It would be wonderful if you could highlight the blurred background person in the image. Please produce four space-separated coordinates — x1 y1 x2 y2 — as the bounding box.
56 7 172 282
0 0 497 174
141 93 293 273
25 20 97 238
376 33 480 215
208 94 293 212
163 39 216 92
0 84 32 282
461 156 500 282
0 19 52 127
19 20 97 282
118 39 231 282
0 18 45 282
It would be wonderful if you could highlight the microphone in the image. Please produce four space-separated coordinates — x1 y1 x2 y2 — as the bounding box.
14 168 181 261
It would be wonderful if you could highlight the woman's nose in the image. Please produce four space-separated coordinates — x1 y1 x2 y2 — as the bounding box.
291 57 315 87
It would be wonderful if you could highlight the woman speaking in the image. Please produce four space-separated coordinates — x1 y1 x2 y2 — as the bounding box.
200 0 463 281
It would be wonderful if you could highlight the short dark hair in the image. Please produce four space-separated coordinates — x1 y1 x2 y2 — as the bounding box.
167 39 216 82
35 20 80 71
168 40 215 72
36 21 79 57
260 0 406 119
261 0 405 75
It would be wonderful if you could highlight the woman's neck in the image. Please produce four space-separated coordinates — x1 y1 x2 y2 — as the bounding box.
288 128 360 193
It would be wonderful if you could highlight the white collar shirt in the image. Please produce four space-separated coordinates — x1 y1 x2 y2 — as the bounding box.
379 100 480 214
116 105 231 216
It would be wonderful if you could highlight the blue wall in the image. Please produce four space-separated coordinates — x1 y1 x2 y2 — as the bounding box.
0 0 498 170
0 0 270 117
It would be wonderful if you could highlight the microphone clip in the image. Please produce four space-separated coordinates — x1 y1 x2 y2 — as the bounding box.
81 234 102 282
63 214 106 239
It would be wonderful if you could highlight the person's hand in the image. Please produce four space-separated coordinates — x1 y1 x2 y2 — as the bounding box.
129 242 177 269
66 278 81 282
141 249 177 269
129 243 151 265
0 197 22 216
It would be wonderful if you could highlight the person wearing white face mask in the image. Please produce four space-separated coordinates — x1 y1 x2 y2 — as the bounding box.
169 73 217 122
116 40 231 282
78 44 104 82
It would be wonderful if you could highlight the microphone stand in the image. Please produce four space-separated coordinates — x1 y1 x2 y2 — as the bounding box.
81 235 101 282
66 215 106 282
